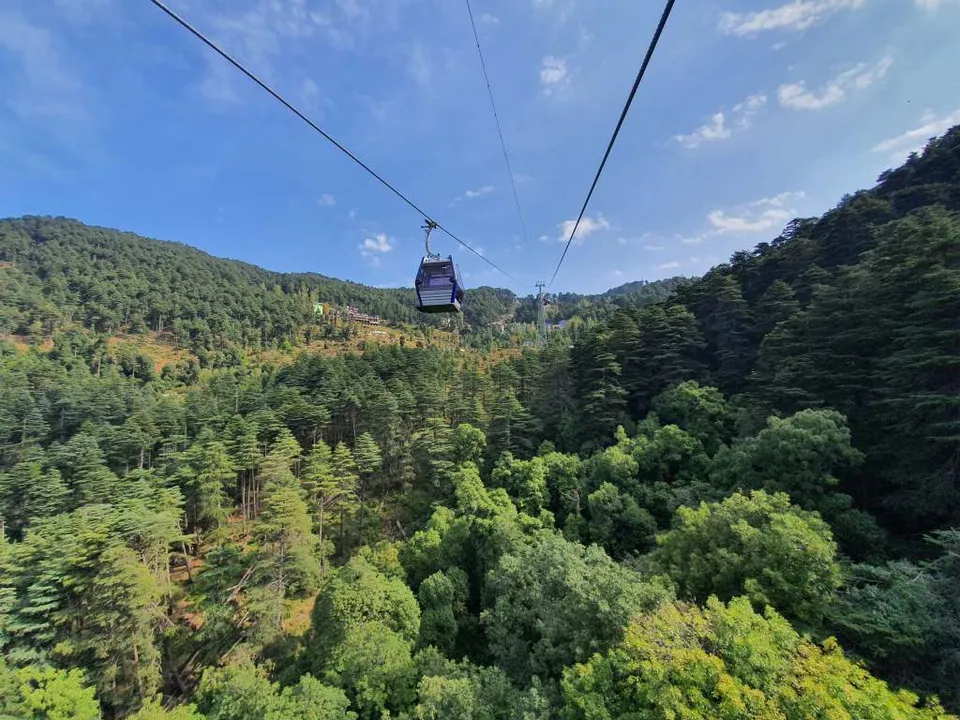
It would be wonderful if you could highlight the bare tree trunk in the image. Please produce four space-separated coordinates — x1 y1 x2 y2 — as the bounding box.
133 643 144 700
319 505 326 573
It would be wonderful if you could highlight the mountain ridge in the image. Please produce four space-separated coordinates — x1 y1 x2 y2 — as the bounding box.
0 214 688 348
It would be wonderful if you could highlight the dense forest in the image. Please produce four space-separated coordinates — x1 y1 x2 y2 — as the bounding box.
0 217 686 352
0 125 957 719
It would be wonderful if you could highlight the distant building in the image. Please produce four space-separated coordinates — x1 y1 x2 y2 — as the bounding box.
347 306 382 326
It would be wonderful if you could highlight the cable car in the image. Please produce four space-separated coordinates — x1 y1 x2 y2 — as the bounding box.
415 220 465 314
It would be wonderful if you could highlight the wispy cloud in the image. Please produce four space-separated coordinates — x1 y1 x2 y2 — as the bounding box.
359 233 394 263
0 10 87 121
916 0 955 8
318 193 336 207
675 113 730 148
479 12 500 24
194 0 352 104
540 56 569 93
644 244 666 251
406 42 431 87
778 56 893 110
708 192 804 233
719 0 866 36
873 108 960 163
659 261 681 270
558 215 611 244
465 185 495 199
675 93 766 148
452 185 495 204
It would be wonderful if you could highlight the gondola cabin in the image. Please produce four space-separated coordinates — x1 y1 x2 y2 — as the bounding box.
415 255 464 313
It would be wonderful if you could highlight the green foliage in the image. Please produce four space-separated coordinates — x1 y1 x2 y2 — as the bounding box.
1 124 960 718
308 557 421 670
1 503 169 714
651 381 734 455
561 597 949 720
710 409 864 511
129 698 205 720
323 622 417 719
0 452 68 538
0 660 101 720
483 533 671 685
709 409 883 556
584 482 656 559
197 661 354 720
652 490 842 625
417 568 468 654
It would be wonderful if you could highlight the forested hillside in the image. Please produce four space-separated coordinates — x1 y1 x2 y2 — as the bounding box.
0 217 685 351
0 126 958 720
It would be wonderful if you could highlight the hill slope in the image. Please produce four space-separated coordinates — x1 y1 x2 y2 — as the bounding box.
0 128 958 720
0 216 685 348
565 123 960 534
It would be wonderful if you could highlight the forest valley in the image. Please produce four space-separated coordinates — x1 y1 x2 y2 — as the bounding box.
0 126 958 719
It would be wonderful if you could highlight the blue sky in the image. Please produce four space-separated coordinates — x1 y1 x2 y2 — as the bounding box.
1 0 958 295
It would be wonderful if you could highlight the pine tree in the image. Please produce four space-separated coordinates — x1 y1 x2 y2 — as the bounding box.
253 482 320 631
271 427 303 476
570 330 628 453
755 279 800 336
330 443 360 548
0 453 68 538
53 433 120 507
352 432 382 544
228 417 262 522
703 276 755 392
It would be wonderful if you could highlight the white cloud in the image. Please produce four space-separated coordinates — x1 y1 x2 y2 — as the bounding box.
479 12 500 24
659 261 681 270
196 0 365 103
557 215 610 244
873 108 960 163
406 42 431 86
359 233 394 258
617 237 629 245
916 0 955 8
0 10 86 120
680 235 706 245
301 77 321 109
318 193 336 207
778 56 893 110
733 93 768 121
675 113 730 149
644 244 665 251
540 56 569 93
675 94 766 148
452 185 495 204
719 0 866 36
708 192 804 234
465 185 494 199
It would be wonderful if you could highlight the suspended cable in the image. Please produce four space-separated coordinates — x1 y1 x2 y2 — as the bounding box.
464 0 532 254
146 0 520 283
548 0 677 287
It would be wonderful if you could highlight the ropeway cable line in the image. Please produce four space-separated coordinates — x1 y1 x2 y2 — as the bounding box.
464 0 533 255
547 0 678 287
146 0 521 284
